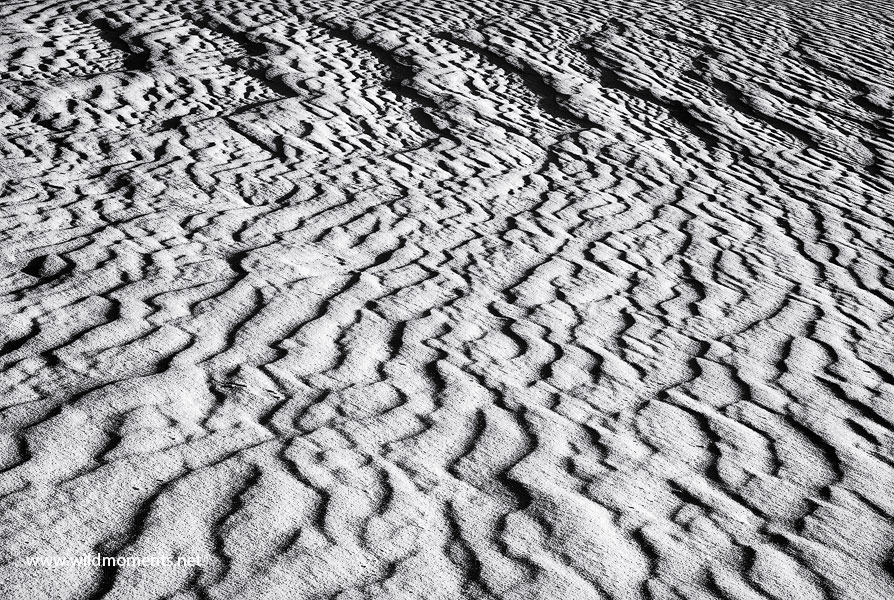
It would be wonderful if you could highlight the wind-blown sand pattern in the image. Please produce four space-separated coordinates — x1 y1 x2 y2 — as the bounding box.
1 0 893 598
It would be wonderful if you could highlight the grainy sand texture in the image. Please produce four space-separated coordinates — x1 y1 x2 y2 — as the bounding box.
1 0 893 598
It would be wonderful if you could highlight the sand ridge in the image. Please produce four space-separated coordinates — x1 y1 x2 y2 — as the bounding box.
0 0 893 598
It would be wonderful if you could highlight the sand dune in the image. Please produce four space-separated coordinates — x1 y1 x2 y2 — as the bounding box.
1 0 893 598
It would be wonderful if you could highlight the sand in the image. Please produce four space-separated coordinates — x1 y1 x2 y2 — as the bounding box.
0 0 893 598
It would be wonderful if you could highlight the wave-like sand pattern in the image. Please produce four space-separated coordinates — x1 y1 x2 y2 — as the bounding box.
1 0 893 598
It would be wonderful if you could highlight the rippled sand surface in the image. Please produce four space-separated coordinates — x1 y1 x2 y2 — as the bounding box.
1 1 893 598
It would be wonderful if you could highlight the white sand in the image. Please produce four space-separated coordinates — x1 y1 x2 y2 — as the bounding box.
0 0 892 598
